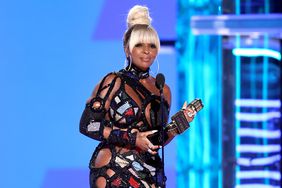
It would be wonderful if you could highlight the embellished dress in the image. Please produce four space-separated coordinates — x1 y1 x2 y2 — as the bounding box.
80 67 170 188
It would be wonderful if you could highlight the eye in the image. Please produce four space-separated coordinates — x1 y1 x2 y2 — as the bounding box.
135 43 142 47
150 44 157 48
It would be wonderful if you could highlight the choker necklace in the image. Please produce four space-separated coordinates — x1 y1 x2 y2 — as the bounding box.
124 64 150 80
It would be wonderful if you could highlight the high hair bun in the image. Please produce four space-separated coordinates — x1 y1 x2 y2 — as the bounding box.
127 5 152 28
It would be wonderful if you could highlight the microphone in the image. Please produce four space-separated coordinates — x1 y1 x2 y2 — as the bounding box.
155 73 165 90
155 73 166 187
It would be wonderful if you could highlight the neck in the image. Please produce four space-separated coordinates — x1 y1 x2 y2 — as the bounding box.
124 63 150 80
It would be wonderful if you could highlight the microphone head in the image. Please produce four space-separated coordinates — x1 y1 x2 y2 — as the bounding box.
155 73 165 90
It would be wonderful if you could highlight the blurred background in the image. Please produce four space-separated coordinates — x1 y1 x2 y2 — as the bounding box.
0 0 281 187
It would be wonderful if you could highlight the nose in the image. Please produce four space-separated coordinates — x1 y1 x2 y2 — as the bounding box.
143 46 150 54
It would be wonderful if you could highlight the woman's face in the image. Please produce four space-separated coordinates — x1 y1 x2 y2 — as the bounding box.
130 42 158 71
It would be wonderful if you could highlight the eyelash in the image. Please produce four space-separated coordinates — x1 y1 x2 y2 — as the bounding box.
135 43 142 47
134 43 157 48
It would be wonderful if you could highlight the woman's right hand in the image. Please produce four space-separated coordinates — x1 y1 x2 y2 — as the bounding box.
134 130 161 155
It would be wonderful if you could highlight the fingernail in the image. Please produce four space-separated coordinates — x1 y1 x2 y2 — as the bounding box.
182 101 187 109
152 130 158 133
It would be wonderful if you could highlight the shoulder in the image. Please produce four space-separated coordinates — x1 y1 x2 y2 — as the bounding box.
100 72 120 85
87 72 120 102
163 83 171 94
150 76 171 94
150 76 171 106
163 83 171 104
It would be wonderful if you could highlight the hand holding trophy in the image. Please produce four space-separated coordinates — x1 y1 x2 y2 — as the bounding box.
148 98 204 145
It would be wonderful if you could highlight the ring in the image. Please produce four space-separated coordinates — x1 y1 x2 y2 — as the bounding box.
147 148 152 153
187 112 193 118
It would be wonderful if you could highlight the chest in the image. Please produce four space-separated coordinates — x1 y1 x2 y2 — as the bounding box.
109 77 168 131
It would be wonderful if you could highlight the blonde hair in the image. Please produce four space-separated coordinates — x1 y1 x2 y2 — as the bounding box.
123 5 160 53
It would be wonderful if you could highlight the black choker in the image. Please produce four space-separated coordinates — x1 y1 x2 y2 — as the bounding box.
123 64 150 80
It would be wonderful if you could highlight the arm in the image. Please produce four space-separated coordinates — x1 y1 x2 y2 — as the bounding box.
164 98 203 144
79 73 137 148
79 73 117 141
148 103 197 146
148 83 202 146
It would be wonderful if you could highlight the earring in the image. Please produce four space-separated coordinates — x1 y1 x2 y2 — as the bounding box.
150 56 159 76
124 55 132 71
123 58 127 70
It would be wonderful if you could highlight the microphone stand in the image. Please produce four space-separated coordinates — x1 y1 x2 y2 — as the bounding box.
159 86 166 188
155 73 166 187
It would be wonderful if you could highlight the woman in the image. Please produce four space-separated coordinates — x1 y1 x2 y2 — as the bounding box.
80 5 195 188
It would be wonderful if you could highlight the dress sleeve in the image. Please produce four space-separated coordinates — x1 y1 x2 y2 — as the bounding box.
79 73 118 141
79 72 137 148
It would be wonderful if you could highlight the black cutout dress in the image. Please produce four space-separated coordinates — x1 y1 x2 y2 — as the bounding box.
80 67 170 188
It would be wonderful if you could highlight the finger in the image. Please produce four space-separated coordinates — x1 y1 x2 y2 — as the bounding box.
187 111 194 117
145 130 158 136
147 148 158 155
182 101 187 109
190 110 196 117
150 145 162 150
184 107 193 113
151 150 158 155
185 108 195 117
148 143 154 149
184 111 195 122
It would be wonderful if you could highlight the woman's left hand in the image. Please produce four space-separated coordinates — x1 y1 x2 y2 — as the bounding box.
182 101 195 123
